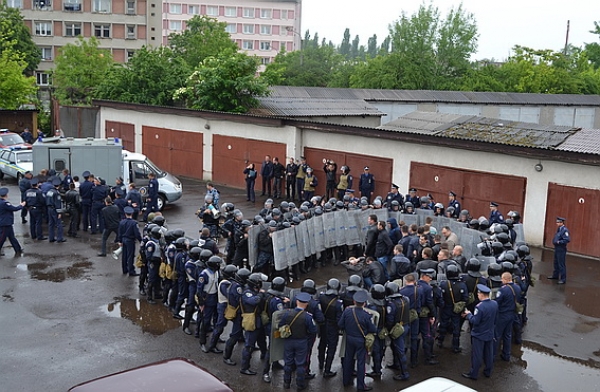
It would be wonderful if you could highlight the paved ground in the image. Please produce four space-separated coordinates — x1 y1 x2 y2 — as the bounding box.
1 177 600 391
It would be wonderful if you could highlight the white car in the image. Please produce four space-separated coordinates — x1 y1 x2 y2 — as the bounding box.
0 147 33 181
401 377 477 392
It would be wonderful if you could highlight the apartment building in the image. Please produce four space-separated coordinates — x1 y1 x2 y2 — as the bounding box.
162 0 302 67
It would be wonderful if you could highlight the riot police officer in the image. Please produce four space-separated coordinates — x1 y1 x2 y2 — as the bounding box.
206 264 238 353
223 268 251 366
25 178 46 240
261 276 290 383
386 282 411 381
437 265 468 353
46 178 65 243
317 278 343 378
144 225 163 304
367 284 387 378
240 273 267 376
199 256 222 352
385 184 404 210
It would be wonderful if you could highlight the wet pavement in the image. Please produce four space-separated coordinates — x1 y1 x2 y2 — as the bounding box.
1 177 600 391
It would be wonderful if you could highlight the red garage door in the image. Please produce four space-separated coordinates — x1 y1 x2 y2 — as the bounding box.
105 121 135 151
142 126 203 179
212 135 286 189
410 162 526 221
303 148 393 198
545 183 600 258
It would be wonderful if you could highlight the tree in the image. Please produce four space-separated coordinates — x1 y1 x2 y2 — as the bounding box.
96 46 188 106
52 37 114 105
0 47 37 109
339 28 351 57
174 51 269 113
169 15 239 70
0 3 40 75
584 21 600 68
350 35 360 59
367 35 378 58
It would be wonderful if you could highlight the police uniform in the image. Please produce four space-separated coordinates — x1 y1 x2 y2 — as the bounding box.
367 298 386 376
338 291 377 391
19 174 31 223
240 286 266 373
223 280 244 365
279 292 318 390
207 275 232 352
417 272 437 366
489 202 504 225
551 217 570 283
173 248 189 318
64 186 81 237
0 188 24 254
291 292 324 378
144 176 159 220
358 168 375 204
447 191 461 218
437 278 469 352
463 284 498 380
91 181 108 234
119 207 143 276
182 255 199 333
261 290 288 379
197 266 220 346
385 184 404 210
125 187 142 221
79 173 93 231
25 180 46 240
46 179 65 243
405 188 419 208
494 280 521 361
399 283 422 368
317 291 343 376
387 294 411 380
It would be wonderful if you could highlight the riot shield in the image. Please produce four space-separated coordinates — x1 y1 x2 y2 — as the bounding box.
388 211 402 224
373 209 389 223
459 227 481 260
295 222 307 260
357 210 371 244
334 210 347 247
247 225 262 268
513 224 525 244
286 226 299 267
313 215 326 252
477 256 496 276
272 231 288 271
323 212 336 249
339 307 379 359
270 310 286 362
302 221 313 258
345 210 362 246
306 218 317 256
399 213 419 227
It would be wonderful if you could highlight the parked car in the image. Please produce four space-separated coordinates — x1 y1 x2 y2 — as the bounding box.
0 129 31 149
400 377 476 392
69 358 233 392
0 146 33 181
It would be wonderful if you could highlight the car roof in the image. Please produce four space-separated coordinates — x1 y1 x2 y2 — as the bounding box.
400 377 477 392
69 358 234 392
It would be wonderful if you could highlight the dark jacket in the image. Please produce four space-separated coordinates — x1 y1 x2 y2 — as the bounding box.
375 229 393 258
363 260 387 285
272 162 284 178
101 204 121 230
260 161 274 178
364 224 378 257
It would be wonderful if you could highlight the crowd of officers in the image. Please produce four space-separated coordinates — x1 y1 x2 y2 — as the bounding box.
153 184 533 390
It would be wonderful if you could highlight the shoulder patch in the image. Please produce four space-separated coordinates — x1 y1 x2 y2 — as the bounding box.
199 277 204 283
245 292 253 297
386 306 393 314
474 308 479 316
237 287 243 294
496 291 501 298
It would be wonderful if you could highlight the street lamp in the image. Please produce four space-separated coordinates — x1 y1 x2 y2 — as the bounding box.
285 26 303 65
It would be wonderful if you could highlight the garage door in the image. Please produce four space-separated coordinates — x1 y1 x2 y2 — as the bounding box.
303 148 393 198
410 162 526 221
213 135 286 189
105 121 135 151
142 126 203 179
545 183 600 258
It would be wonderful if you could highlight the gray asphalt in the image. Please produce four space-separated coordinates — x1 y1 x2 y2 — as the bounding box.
1 177 599 392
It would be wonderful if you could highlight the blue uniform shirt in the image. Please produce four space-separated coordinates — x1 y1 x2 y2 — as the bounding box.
338 306 377 338
466 298 498 340
79 180 94 202
0 198 23 226
494 282 521 315
148 178 159 199
489 210 504 225
46 187 62 209
552 225 570 248
359 173 375 193
399 283 422 313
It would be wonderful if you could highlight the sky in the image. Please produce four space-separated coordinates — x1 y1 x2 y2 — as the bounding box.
301 0 599 60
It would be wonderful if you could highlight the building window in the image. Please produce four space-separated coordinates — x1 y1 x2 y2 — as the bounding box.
242 40 253 50
36 72 50 86
126 25 136 39
94 24 111 38
225 6 236 17
40 47 53 60
6 0 23 8
126 1 136 15
260 25 271 35
261 57 270 65
243 7 253 18
260 41 271 51
35 22 52 36
206 6 218 16
188 4 199 15
243 24 254 34
281 10 288 20
92 0 111 13
280 26 288 36
260 9 272 19
169 20 182 31
225 24 236 34
169 3 181 14
127 50 135 61
33 0 52 10
65 22 82 37
63 0 82 11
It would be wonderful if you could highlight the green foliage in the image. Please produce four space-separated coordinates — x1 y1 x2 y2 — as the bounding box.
584 21 600 69
37 109 51 134
168 15 238 70
52 37 114 105
174 51 269 113
0 3 40 75
96 46 188 106
0 48 37 109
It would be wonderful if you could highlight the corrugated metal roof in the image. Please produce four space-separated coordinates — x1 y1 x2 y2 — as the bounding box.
254 97 384 117
378 111 578 149
269 86 600 106
555 129 600 155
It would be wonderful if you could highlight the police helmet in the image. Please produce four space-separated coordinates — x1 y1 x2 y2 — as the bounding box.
164 230 176 243
384 281 400 297
326 278 341 295
253 215 264 225
370 284 386 304
270 277 286 294
491 241 504 255
300 205 309 213
145 223 158 234
174 237 188 250
501 261 514 273
221 202 235 213
298 215 306 221
233 209 243 220
222 264 238 280
467 258 482 277
200 249 213 262
323 203 333 212
328 197 337 204
477 241 492 256
152 216 165 226
280 201 289 211
507 211 521 224
189 239 200 248
288 202 296 209
265 198 273 207
343 195 351 202
478 219 490 231
301 279 317 295
495 232 510 244
150 226 162 239
207 255 222 270
404 201 414 210
469 219 480 230
391 200 400 207
314 196 322 204
204 194 213 203
188 247 203 261
265 214 273 222
445 206 455 215
282 222 291 229
460 209 470 217
348 274 363 288
235 268 251 284
247 273 263 289
291 216 301 225
241 219 252 229
314 207 323 216
504 218 514 228
493 225 504 234
420 196 430 204
434 202 444 210
488 263 503 282
517 245 530 258
335 201 344 209
446 265 460 279
268 220 278 229
173 228 185 239
272 208 282 216
360 199 369 207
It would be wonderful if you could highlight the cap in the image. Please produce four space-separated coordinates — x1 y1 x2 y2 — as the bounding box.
421 268 436 277
476 284 491 294
391 183 399 189
52 178 61 187
30 178 39 185
490 202 499 207
449 191 457 197
115 189 125 197
364 166 369 170
306 167 313 172
556 217 566 223
0 188 8 196
124 206 134 215
409 188 417 193
353 290 368 303
82 171 90 178
345 189 355 194
296 292 311 303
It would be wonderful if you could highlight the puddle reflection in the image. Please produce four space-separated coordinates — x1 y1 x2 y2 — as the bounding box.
101 297 182 336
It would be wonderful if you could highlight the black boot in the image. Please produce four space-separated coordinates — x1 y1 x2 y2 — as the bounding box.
147 285 156 304
173 300 184 319
183 305 194 334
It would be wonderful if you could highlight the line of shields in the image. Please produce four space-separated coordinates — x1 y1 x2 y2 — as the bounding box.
248 209 525 272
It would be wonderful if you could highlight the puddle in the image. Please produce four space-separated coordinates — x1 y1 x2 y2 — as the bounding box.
16 261 93 282
100 297 182 336
516 342 600 391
